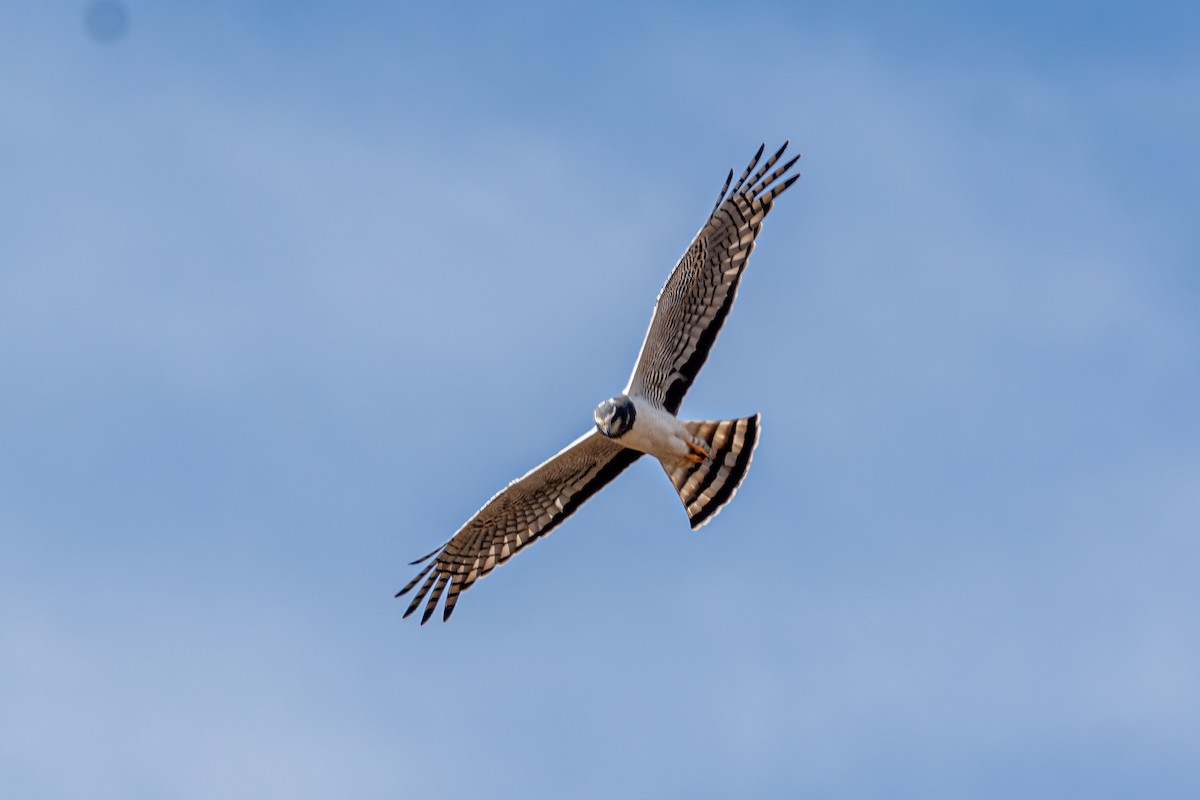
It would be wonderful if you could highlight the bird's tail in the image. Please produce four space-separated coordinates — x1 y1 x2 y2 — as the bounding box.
661 414 761 530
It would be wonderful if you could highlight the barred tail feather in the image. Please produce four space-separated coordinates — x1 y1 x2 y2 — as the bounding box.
662 414 761 530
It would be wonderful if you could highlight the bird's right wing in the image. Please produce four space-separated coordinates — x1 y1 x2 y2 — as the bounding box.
397 430 641 624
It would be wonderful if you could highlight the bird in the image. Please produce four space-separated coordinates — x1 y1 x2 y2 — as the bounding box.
397 142 800 624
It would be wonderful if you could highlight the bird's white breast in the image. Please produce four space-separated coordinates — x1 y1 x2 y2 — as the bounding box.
619 396 690 460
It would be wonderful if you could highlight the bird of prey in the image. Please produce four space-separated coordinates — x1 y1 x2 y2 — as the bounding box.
398 142 800 624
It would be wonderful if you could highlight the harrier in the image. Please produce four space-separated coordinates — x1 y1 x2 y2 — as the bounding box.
398 142 799 623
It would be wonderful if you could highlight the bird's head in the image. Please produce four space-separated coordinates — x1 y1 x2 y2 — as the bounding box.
594 395 636 439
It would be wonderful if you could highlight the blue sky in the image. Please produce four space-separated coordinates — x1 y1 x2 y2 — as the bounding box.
2 2 1198 798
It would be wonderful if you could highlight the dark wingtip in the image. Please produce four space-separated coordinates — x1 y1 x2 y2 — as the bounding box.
711 167 736 216
408 544 443 566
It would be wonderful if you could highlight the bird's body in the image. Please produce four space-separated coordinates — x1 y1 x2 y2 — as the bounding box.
397 142 799 623
596 393 692 461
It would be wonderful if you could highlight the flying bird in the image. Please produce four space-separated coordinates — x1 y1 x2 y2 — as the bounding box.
398 142 800 623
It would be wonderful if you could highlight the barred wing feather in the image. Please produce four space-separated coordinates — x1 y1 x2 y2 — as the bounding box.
626 142 799 413
396 431 640 624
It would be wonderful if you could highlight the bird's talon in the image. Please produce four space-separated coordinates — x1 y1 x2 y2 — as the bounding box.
686 440 714 465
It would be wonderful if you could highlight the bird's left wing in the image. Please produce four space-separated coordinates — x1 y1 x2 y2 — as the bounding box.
626 142 799 413
397 431 641 624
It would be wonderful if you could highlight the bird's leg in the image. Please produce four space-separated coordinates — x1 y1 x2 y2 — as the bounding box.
685 438 714 465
